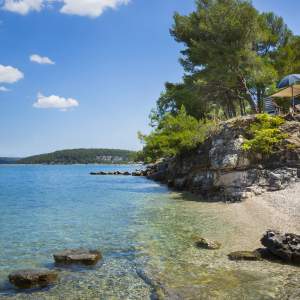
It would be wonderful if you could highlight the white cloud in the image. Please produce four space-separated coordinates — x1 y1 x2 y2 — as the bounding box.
33 92 79 110
0 86 10 92
60 0 130 18
0 65 24 84
3 0 43 15
2 0 129 17
30 54 55 65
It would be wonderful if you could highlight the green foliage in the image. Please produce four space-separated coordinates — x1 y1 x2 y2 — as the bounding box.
18 149 136 164
243 114 287 155
141 1 299 162
139 107 215 163
274 36 300 77
155 78 212 121
151 0 297 122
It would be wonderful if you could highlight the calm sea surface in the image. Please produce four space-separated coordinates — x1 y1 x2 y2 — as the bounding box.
0 165 299 299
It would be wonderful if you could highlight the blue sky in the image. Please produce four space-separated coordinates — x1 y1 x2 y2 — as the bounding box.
0 0 299 157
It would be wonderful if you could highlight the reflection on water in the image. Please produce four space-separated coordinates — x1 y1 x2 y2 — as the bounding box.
0 165 299 299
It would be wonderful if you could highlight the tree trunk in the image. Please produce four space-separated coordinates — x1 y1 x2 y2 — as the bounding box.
240 77 257 113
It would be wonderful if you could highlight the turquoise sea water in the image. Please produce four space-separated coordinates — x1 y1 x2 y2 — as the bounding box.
0 165 299 299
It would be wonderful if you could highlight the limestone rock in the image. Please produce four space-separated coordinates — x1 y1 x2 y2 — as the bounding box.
9 269 58 289
53 249 102 265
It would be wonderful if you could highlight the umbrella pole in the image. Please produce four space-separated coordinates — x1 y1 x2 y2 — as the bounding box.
292 85 294 116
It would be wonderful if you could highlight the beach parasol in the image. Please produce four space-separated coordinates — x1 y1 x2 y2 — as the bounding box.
277 74 300 107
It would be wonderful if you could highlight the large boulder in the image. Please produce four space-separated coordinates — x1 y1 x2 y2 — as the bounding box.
53 249 102 265
261 230 300 264
9 269 58 289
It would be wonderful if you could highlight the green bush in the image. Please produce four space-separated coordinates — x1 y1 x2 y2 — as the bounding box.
242 114 287 155
139 107 215 163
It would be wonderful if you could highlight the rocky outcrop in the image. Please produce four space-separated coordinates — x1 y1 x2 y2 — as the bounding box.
261 230 300 264
145 116 300 201
9 269 58 289
53 249 102 265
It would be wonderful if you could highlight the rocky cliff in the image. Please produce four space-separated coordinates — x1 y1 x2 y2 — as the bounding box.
146 115 300 201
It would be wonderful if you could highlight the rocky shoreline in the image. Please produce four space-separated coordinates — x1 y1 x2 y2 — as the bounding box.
90 169 150 176
143 116 300 202
6 229 299 293
91 116 300 202
4 167 300 296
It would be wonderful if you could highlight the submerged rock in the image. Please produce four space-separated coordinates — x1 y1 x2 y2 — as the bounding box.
228 250 262 261
261 230 300 264
90 171 107 175
9 269 58 289
53 249 102 265
195 238 221 250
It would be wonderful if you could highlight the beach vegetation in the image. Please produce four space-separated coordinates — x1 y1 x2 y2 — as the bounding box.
138 107 215 163
242 114 287 155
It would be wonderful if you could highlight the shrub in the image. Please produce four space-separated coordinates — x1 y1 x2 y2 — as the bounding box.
242 114 287 155
138 107 215 163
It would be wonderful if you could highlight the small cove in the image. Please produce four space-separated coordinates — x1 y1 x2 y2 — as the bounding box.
0 165 299 299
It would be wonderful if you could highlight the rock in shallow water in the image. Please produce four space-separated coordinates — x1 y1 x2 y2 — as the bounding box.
53 249 102 265
90 171 132 176
261 230 300 264
195 238 221 250
9 269 58 289
228 251 262 261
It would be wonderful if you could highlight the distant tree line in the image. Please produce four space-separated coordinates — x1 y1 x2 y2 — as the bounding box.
17 149 137 164
0 157 20 164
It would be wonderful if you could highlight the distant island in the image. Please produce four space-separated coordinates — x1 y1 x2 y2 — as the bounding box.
0 157 21 164
10 149 137 165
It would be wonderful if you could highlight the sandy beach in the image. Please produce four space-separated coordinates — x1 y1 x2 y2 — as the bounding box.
212 181 300 254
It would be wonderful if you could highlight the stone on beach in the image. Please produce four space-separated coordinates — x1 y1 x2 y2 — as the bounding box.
9 269 58 289
53 249 102 265
261 230 300 264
